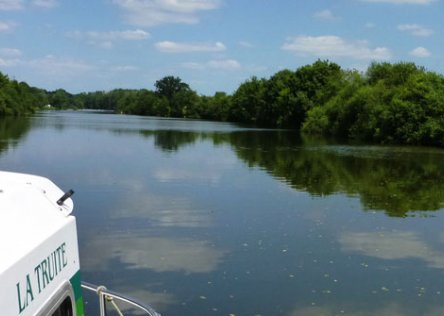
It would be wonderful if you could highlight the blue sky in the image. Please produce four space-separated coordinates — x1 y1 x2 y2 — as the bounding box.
0 0 443 95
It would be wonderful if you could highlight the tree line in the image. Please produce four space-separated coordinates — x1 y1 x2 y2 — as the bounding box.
0 72 48 115
1 60 444 146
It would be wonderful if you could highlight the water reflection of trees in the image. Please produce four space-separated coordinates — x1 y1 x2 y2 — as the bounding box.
138 127 444 217
0 117 31 154
140 130 199 152
228 132 444 217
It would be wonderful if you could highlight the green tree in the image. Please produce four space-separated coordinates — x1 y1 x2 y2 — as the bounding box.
170 89 199 118
266 60 345 129
230 76 266 124
263 69 300 127
153 76 196 118
154 76 191 100
196 92 231 121
49 89 74 109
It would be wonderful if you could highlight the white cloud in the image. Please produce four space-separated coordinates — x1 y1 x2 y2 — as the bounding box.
32 0 58 8
27 55 94 75
111 65 138 72
361 0 435 3
0 57 19 67
313 9 339 21
282 35 392 60
0 0 23 10
181 62 203 69
410 46 431 57
98 41 114 49
207 59 241 70
68 29 150 41
0 21 16 32
0 48 22 57
155 41 226 53
0 0 59 10
112 29 151 40
398 24 434 37
182 59 241 71
239 41 254 48
113 0 221 27
67 29 150 48
0 48 22 67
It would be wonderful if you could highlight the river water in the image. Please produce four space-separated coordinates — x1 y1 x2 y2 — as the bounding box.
2 111 444 315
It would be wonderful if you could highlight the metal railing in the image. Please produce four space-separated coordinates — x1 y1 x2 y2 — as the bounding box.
81 282 161 316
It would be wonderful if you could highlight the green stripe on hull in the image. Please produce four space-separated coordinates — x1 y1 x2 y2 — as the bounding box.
70 271 84 316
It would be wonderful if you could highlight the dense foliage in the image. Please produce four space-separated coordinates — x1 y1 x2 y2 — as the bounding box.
0 72 48 115
302 62 444 147
1 60 444 146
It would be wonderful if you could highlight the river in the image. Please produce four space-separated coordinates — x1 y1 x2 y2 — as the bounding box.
1 111 444 315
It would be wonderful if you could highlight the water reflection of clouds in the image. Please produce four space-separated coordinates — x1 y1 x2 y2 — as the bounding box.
154 168 223 184
79 164 227 273
339 231 444 269
112 193 212 228
81 233 226 273
289 303 444 316
116 288 176 311
153 146 238 184
78 166 214 228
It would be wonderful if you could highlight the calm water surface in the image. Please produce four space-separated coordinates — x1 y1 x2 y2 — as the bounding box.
2 111 444 315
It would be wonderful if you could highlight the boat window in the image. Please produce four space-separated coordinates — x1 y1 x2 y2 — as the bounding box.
51 296 73 316
36 281 76 316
